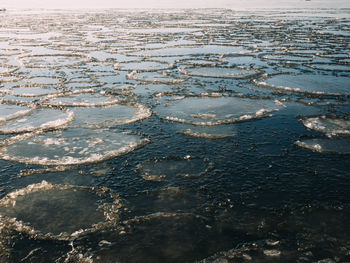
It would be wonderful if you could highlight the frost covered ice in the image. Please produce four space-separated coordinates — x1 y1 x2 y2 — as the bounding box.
0 102 34 122
295 137 350 154
0 108 74 134
0 128 149 165
40 90 120 107
68 103 151 128
180 66 259 79
301 116 350 135
254 74 350 95
155 96 280 126
114 60 173 72
6 85 61 97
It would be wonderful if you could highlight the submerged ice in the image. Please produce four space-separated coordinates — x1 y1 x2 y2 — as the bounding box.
0 181 121 239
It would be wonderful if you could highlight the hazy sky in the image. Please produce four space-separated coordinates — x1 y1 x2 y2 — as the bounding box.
2 0 350 9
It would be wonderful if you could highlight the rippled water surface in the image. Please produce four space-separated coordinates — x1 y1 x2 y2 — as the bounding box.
0 8 349 263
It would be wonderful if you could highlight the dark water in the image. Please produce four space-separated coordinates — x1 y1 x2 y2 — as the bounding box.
0 7 349 263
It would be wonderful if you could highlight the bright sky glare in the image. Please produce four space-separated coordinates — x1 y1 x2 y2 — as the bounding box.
1 0 350 9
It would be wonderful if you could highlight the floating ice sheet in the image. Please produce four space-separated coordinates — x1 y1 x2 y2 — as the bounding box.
18 53 91 68
138 157 211 182
0 128 149 165
180 66 259 79
0 181 121 240
155 96 280 126
133 83 180 97
7 85 61 97
255 74 350 95
305 62 350 72
40 90 120 107
69 103 151 128
24 76 64 85
182 124 237 139
127 71 187 84
114 60 173 72
0 108 74 134
260 53 314 62
0 102 34 123
301 116 350 135
295 137 350 154
0 64 18 75
69 212 211 263
128 45 249 57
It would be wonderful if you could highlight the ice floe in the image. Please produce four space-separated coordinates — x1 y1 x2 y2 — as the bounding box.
0 102 34 123
295 137 350 154
137 156 212 182
0 181 121 240
301 116 350 135
254 74 350 96
0 108 74 134
155 96 280 126
0 128 149 165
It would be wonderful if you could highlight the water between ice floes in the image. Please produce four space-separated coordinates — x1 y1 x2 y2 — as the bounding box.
0 7 349 263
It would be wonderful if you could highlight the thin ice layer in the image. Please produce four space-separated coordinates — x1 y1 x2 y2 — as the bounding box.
115 61 173 71
295 137 350 154
0 128 149 165
18 53 91 68
0 103 34 122
129 45 248 57
7 86 61 97
255 74 350 95
127 71 187 84
301 116 350 135
155 96 279 126
0 181 121 239
138 157 210 182
0 108 74 134
41 90 120 107
69 103 151 128
180 66 258 79
182 124 237 139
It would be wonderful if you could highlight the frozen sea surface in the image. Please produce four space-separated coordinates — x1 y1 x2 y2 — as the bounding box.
0 7 349 263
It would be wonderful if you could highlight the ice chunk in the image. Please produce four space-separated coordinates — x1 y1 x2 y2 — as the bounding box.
0 128 149 165
155 96 279 126
7 86 61 97
138 157 211 182
0 108 74 134
305 63 350 72
254 74 350 96
301 116 350 135
40 90 120 107
180 66 259 79
18 53 91 68
0 102 34 123
295 137 350 154
127 71 187 84
0 181 121 240
68 103 151 128
114 60 173 72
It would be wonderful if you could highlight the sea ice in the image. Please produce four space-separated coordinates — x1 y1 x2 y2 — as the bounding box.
0 128 149 165
155 96 280 126
0 181 121 240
